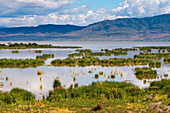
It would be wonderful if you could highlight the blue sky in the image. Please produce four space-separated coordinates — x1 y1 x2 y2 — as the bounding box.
0 0 169 27
72 0 125 10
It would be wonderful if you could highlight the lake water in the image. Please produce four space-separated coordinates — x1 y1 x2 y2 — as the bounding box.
0 41 170 99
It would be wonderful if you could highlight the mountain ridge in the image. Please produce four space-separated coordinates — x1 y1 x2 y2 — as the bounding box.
0 14 169 41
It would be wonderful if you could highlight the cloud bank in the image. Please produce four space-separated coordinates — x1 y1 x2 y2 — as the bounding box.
0 0 169 27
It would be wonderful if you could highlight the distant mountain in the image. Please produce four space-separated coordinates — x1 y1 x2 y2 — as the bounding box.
0 24 85 34
0 14 169 41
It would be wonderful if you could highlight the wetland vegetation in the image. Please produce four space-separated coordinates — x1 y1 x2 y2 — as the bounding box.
0 54 54 68
36 54 54 60
134 52 170 60
11 50 19 53
0 44 170 112
164 57 170 64
0 79 169 112
0 59 45 68
135 67 157 80
0 43 82 49
54 46 170 68
51 57 155 67
135 46 170 51
35 50 42 53
68 48 130 58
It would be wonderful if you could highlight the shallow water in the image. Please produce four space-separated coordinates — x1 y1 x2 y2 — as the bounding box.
0 41 169 99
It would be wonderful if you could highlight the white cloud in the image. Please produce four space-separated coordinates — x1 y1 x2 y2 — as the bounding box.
112 0 170 17
0 0 73 17
0 0 169 27
60 5 90 15
16 0 71 9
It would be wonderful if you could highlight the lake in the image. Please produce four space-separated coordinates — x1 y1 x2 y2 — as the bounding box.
0 41 170 99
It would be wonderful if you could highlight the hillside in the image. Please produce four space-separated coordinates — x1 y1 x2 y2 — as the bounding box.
0 14 169 41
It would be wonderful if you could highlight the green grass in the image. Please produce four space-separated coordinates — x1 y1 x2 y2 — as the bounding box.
0 80 170 112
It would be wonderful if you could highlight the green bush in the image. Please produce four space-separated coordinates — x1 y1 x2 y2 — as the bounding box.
53 79 61 88
0 88 35 104
0 92 13 104
47 81 145 102
150 79 170 93
150 79 170 89
10 88 35 101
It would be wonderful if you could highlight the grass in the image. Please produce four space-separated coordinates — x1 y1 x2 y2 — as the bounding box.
135 67 157 80
0 80 169 112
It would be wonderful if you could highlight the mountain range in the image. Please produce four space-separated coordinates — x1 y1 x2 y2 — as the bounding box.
0 14 169 41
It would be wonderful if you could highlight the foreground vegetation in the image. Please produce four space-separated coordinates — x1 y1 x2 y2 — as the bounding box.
0 79 169 112
0 43 82 49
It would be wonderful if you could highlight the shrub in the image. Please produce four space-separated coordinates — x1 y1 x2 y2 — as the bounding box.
53 79 61 89
0 92 13 104
150 79 170 90
74 83 78 88
10 88 35 101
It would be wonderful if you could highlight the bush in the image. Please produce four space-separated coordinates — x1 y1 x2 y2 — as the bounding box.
150 79 170 92
74 83 79 88
10 88 35 101
0 88 35 104
53 79 61 89
125 87 144 96
47 81 144 101
0 92 13 104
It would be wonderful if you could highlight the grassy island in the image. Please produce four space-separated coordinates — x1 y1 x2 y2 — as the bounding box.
135 67 157 80
11 50 19 53
0 54 54 68
134 52 170 60
68 48 131 58
0 43 82 49
51 57 156 67
135 46 170 51
36 54 54 60
0 59 45 68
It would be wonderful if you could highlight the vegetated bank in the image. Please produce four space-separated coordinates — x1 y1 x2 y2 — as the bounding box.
0 79 169 112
